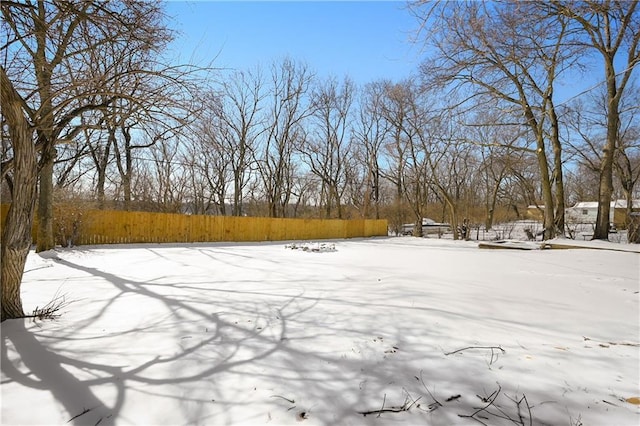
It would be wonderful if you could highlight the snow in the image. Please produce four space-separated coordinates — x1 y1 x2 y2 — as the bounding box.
1 237 639 426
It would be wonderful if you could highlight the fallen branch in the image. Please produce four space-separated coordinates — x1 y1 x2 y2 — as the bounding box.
358 392 421 417
507 393 533 426
416 370 443 411
460 384 534 426
445 346 506 365
359 406 411 416
583 336 640 347
67 407 93 423
459 385 503 426
270 395 295 404
445 346 506 356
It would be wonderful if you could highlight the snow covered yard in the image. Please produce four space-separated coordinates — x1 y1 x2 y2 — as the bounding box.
1 237 638 426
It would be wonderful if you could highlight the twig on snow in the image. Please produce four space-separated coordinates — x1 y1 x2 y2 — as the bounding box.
67 407 93 423
445 345 506 356
583 336 640 347
461 384 534 426
445 346 506 365
506 393 533 426
415 370 443 411
358 390 422 417
270 395 295 404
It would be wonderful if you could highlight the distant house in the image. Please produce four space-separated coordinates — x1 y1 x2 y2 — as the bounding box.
563 200 640 228
526 200 640 228
612 199 640 227
565 201 602 224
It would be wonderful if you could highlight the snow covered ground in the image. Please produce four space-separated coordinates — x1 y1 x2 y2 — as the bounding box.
1 237 638 426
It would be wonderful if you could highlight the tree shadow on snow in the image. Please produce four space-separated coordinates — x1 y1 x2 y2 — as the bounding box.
1 255 304 425
2 244 637 426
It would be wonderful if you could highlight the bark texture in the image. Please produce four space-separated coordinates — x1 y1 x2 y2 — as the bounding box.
1 67 37 321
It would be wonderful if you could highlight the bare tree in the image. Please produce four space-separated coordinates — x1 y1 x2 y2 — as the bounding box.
564 164 600 205
377 80 421 235
210 69 265 216
411 1 577 239
425 113 477 240
2 1 174 254
565 82 640 227
471 122 524 230
612 83 639 227
352 81 390 219
0 66 37 320
81 25 199 212
615 136 640 224
149 137 188 213
300 76 355 218
188 97 233 215
256 58 313 218
0 0 174 320
549 0 640 239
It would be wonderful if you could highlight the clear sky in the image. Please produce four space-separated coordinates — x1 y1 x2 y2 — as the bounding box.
164 0 422 85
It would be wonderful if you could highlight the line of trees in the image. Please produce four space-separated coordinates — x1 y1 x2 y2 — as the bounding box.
1 0 203 320
1 1 639 320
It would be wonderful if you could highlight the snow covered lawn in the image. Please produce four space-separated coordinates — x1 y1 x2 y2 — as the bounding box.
2 237 639 425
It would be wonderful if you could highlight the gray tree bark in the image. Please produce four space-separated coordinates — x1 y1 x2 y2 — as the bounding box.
0 66 37 321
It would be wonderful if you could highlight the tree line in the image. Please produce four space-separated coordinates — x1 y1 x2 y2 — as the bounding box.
1 0 639 320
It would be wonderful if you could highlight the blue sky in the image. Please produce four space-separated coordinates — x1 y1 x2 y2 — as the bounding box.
164 1 421 85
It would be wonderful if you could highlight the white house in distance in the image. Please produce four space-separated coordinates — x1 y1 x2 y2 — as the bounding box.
527 199 640 228
565 200 640 227
565 201 607 224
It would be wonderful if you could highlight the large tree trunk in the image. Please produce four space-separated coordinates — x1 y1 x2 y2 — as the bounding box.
413 212 424 237
36 146 56 252
33 9 57 253
550 102 565 235
593 68 619 240
536 144 556 240
485 180 500 230
594 159 614 240
0 67 37 321
233 170 242 216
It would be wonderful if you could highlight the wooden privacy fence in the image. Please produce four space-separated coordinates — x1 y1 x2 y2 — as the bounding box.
0 205 388 245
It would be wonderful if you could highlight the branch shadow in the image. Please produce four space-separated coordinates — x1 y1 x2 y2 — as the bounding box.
2 241 638 425
1 253 304 425
2 320 119 425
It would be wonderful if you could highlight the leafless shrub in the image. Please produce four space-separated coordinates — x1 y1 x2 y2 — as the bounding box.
27 292 70 321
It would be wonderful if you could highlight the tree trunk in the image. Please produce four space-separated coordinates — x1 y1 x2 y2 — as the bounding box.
593 68 619 240
485 180 500 230
550 103 565 236
33 7 56 253
443 196 459 240
413 213 423 237
36 146 56 252
594 154 615 240
0 68 37 321
536 144 556 240
123 128 133 210
373 166 380 220
233 171 242 216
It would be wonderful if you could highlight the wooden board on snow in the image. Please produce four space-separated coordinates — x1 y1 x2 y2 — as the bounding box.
478 240 543 250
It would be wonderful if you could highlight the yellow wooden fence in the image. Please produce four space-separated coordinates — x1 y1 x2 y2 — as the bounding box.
0 204 388 245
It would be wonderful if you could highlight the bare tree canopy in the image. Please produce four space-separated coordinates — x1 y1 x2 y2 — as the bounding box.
547 0 640 239
0 0 193 320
